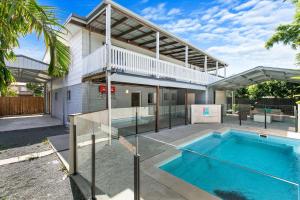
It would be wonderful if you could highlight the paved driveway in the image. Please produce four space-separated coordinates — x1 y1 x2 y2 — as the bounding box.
0 114 62 132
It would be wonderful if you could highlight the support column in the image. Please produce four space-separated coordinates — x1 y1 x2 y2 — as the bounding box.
155 85 160 132
156 32 160 59
50 79 53 117
204 56 208 72
105 3 112 144
185 46 188 68
44 83 47 114
185 89 188 125
215 61 219 76
89 27 92 54
232 90 235 112
205 88 209 104
224 65 227 78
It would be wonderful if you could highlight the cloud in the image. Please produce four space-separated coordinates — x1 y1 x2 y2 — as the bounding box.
162 18 201 33
141 3 181 21
168 8 181 16
234 0 259 11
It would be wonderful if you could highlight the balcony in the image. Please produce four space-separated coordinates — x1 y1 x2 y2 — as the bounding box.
82 45 221 85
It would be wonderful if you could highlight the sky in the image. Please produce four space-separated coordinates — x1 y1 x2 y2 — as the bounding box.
15 0 297 75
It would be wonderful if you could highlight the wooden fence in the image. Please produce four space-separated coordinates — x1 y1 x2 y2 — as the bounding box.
0 96 44 116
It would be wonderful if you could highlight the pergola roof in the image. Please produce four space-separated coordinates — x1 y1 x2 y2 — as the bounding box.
5 55 51 83
209 66 300 90
67 0 227 71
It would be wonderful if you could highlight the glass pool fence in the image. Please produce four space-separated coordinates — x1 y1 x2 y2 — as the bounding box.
224 103 297 132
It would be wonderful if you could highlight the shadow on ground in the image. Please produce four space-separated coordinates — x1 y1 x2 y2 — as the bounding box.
0 125 69 150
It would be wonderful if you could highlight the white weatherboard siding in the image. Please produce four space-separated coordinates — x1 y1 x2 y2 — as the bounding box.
66 29 84 87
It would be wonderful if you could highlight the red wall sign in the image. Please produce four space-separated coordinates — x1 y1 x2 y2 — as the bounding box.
99 84 116 94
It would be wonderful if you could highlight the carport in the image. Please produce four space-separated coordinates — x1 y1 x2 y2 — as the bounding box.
208 66 300 132
209 66 300 90
3 55 52 115
209 66 300 106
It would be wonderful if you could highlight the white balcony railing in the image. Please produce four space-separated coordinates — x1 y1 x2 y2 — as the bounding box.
83 45 221 84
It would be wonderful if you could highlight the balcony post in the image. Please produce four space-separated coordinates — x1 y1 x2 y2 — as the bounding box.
185 46 188 68
156 32 160 60
204 56 207 72
155 85 160 132
215 61 219 76
105 3 112 145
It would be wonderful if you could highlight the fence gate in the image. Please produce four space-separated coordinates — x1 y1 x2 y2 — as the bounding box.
0 96 44 116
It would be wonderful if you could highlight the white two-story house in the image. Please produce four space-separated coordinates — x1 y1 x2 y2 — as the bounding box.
44 0 228 129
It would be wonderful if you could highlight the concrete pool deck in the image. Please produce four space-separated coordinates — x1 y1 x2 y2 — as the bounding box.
48 122 300 200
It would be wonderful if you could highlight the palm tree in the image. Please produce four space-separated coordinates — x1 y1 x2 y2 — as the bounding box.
0 0 70 93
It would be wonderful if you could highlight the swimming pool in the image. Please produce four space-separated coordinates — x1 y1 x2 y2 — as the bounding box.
159 130 300 200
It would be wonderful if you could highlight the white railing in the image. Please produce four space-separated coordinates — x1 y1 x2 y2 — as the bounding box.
83 45 221 84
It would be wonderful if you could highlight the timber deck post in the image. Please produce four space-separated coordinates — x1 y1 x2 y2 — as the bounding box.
155 85 160 132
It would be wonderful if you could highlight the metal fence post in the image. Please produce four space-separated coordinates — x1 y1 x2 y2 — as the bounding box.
69 114 80 175
221 104 224 124
169 103 171 129
73 124 77 174
239 107 241 126
136 107 138 135
91 134 96 200
134 154 140 200
185 89 188 125
295 105 298 132
264 105 267 129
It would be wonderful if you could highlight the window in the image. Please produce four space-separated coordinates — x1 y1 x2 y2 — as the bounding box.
67 90 71 100
148 93 154 104
54 92 58 101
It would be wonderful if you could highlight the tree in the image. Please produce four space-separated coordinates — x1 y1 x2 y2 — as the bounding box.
235 81 300 101
0 0 70 94
1 87 17 97
26 83 43 96
265 0 300 64
235 88 248 98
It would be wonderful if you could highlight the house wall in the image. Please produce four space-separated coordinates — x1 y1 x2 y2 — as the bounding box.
46 27 214 124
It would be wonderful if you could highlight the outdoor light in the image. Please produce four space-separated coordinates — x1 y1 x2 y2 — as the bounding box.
125 89 129 94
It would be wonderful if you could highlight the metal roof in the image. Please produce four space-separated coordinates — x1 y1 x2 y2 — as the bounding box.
67 0 227 71
5 55 51 83
209 66 300 90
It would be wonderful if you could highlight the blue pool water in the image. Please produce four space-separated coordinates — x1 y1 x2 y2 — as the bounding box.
160 130 300 200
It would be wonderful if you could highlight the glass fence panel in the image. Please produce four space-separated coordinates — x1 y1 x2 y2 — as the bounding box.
75 116 93 197
159 105 170 130
136 105 156 134
94 135 135 199
171 104 186 127
264 104 296 131
135 135 299 200
111 107 137 137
